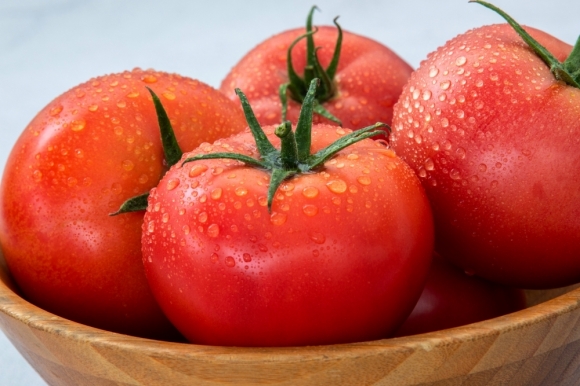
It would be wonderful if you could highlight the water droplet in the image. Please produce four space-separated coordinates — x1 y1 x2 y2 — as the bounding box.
347 153 359 160
211 188 222 200
142 74 158 83
270 212 287 226
303 204 319 216
117 100 127 108
429 67 439 78
280 182 295 192
122 159 134 171
424 158 435 171
440 80 451 90
139 174 149 184
441 118 449 128
412 89 420 100
418 168 427 178
66 177 78 187
422 90 432 101
476 80 484 88
114 126 124 136
163 91 176 100
326 179 347 194
162 213 170 223
490 73 499 81
166 178 180 190
127 91 140 98
210 253 219 263
235 187 248 196
183 225 190 235
309 232 326 244
490 180 499 188
88 104 99 112
147 221 155 233
71 120 86 132
357 176 371 186
32 170 42 182
225 256 236 267
243 253 252 262
455 56 467 66
456 147 466 159
50 106 63 116
198 212 208 223
189 164 208 177
456 110 465 119
212 167 224 175
207 224 220 238
449 169 461 180
302 186 319 198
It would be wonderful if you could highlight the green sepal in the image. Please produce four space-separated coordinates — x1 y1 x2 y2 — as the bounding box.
146 88 183 167
112 88 186 216
234 88 278 160
267 169 297 212
295 79 318 162
471 0 580 88
325 17 343 80
182 152 267 169
307 123 388 169
110 192 149 216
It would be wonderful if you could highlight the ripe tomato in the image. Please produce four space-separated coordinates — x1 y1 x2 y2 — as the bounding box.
220 8 412 129
389 2 580 288
395 253 526 337
0 69 246 338
141 81 434 346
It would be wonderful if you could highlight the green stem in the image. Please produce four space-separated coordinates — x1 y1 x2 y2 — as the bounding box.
275 121 298 169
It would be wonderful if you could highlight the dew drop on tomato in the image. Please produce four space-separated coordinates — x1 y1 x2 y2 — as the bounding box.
225 256 236 267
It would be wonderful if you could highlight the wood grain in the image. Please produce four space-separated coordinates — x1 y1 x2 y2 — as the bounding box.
1 253 580 386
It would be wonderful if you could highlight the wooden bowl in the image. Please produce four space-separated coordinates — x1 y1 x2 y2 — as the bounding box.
1 251 580 386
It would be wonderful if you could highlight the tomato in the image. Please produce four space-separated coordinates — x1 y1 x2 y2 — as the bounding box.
141 80 434 346
0 69 246 338
389 1 580 288
395 253 526 337
220 8 412 129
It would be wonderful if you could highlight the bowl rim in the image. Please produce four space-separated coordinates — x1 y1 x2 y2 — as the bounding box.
2 263 580 362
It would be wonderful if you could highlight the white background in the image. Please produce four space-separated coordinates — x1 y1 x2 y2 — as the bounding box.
1 0 579 384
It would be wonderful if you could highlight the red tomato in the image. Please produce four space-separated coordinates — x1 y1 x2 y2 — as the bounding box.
389 4 580 288
395 253 526 337
141 96 434 346
0 69 246 338
220 11 412 129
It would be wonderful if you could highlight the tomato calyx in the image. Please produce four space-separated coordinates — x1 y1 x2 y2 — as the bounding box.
472 0 580 88
110 87 184 216
281 6 344 125
182 78 388 211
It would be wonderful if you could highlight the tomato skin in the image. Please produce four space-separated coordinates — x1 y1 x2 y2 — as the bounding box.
389 24 580 289
395 253 526 337
142 124 434 347
0 69 246 338
220 26 412 129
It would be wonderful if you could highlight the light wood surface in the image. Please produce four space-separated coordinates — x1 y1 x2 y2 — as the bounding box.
1 253 580 386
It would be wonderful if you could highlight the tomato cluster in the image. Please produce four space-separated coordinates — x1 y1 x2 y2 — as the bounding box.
1 1 578 346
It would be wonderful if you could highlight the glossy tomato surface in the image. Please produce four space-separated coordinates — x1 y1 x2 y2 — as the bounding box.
142 124 434 346
395 253 526 337
0 69 246 338
390 23 580 289
221 26 412 129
